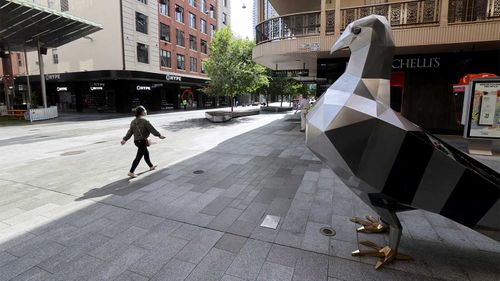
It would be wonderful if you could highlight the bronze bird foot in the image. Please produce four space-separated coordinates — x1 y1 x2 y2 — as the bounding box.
352 240 412 270
350 215 388 233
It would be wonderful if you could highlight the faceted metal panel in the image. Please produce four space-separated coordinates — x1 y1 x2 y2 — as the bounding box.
306 15 500 245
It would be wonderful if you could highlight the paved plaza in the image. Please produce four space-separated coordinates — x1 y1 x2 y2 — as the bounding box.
0 110 499 281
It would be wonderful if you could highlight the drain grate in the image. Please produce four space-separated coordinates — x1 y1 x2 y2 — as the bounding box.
193 170 205 174
319 227 336 237
61 150 86 156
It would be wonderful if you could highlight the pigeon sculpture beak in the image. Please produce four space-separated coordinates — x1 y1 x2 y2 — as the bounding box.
331 26 355 53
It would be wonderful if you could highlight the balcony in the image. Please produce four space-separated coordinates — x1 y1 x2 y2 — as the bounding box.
255 0 500 45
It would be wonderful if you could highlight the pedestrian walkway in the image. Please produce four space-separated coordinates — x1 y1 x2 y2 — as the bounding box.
0 117 498 281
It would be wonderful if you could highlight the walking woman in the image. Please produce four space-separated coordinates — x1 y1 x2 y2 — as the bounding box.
121 106 165 178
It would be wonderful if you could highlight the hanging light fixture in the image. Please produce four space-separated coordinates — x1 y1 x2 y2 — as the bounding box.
242 1 246 9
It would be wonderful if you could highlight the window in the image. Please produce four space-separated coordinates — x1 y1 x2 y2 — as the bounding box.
210 24 215 37
177 54 185 70
137 0 147 4
137 43 149 63
16 53 22 67
200 40 207 54
175 5 184 23
200 0 206 12
200 19 207 33
176 29 185 47
160 50 171 67
52 49 59 64
209 5 215 18
159 0 169 16
201 60 206 73
136 12 148 34
190 57 197 72
223 0 228 7
160 23 170 41
189 13 196 29
60 0 68 11
189 35 197 50
222 13 227 25
188 0 196 7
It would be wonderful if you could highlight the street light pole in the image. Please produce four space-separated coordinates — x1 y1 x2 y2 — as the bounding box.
23 45 32 108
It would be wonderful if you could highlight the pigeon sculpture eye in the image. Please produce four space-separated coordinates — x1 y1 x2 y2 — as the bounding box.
352 26 361 35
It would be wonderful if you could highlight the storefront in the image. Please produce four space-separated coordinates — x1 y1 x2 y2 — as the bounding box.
14 70 215 113
317 50 500 133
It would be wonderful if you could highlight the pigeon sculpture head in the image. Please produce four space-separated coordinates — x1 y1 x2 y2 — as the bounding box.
332 15 395 80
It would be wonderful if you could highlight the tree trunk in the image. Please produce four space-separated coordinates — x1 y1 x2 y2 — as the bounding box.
231 96 234 112
280 95 283 108
289 95 292 107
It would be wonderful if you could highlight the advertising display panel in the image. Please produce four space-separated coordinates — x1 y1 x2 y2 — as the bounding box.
464 78 500 139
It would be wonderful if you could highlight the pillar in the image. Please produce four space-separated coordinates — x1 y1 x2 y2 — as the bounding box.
440 0 449 27
37 40 47 108
335 0 341 36
320 0 326 36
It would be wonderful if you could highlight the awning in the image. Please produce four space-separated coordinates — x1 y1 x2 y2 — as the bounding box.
0 0 102 52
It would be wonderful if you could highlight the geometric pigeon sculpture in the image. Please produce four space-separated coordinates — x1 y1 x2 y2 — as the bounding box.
305 15 500 269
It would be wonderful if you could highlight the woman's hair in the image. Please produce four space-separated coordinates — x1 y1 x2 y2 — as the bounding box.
135 106 146 117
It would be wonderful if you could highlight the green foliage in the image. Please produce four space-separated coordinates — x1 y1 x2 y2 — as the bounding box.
203 27 269 110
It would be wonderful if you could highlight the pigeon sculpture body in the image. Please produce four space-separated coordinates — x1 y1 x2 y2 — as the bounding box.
305 15 500 268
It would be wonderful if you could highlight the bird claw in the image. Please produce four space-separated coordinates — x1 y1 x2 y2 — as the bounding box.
350 215 388 233
352 240 412 270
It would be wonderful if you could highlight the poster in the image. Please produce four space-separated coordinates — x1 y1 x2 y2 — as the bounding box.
466 80 500 139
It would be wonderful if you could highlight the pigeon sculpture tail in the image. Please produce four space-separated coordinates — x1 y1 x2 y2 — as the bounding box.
306 15 500 268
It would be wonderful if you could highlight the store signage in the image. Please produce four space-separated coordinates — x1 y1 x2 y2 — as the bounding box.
392 57 440 69
464 78 500 139
56 87 68 92
272 69 309 77
299 43 320 51
90 82 105 91
136 85 151 91
152 83 163 89
46 74 61 80
166 74 182 81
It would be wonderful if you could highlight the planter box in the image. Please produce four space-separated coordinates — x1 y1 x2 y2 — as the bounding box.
205 112 232 123
260 106 293 112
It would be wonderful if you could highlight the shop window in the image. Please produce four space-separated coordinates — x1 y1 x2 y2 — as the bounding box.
177 54 185 70
159 0 169 16
200 40 208 54
200 19 207 34
160 23 170 42
176 29 185 47
160 50 171 68
175 5 184 23
136 12 148 34
60 0 68 11
190 57 197 72
52 49 59 64
137 0 147 4
137 43 149 63
189 35 197 51
189 13 196 29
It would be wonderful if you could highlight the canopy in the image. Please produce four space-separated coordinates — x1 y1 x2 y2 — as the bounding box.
0 0 102 52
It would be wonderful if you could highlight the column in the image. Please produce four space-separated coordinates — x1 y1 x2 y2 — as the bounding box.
335 0 341 36
23 46 32 107
37 40 47 108
320 0 326 36
440 0 449 27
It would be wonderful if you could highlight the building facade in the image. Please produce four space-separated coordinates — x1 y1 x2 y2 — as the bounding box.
218 0 231 29
6 0 223 113
253 0 500 133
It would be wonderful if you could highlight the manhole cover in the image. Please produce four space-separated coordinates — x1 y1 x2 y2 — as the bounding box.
319 227 336 237
61 150 86 156
193 170 205 174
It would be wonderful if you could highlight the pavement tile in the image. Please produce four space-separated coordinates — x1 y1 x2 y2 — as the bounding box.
150 258 196 281
214 233 248 254
133 219 182 249
266 244 302 268
200 196 234 216
226 239 272 281
50 254 103 281
221 274 246 281
0 256 39 281
128 236 189 277
227 219 258 237
0 251 17 267
301 222 330 254
115 270 149 281
275 230 304 249
175 228 224 264
185 248 236 281
170 224 203 241
257 262 294 281
8 266 52 281
292 251 328 281
208 207 243 232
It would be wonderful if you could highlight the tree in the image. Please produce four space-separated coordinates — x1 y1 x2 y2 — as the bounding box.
267 77 305 107
203 27 269 112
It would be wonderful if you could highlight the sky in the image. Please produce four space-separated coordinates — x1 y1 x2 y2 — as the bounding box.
230 0 254 40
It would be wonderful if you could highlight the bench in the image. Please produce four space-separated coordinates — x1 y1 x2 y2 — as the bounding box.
7 110 26 120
